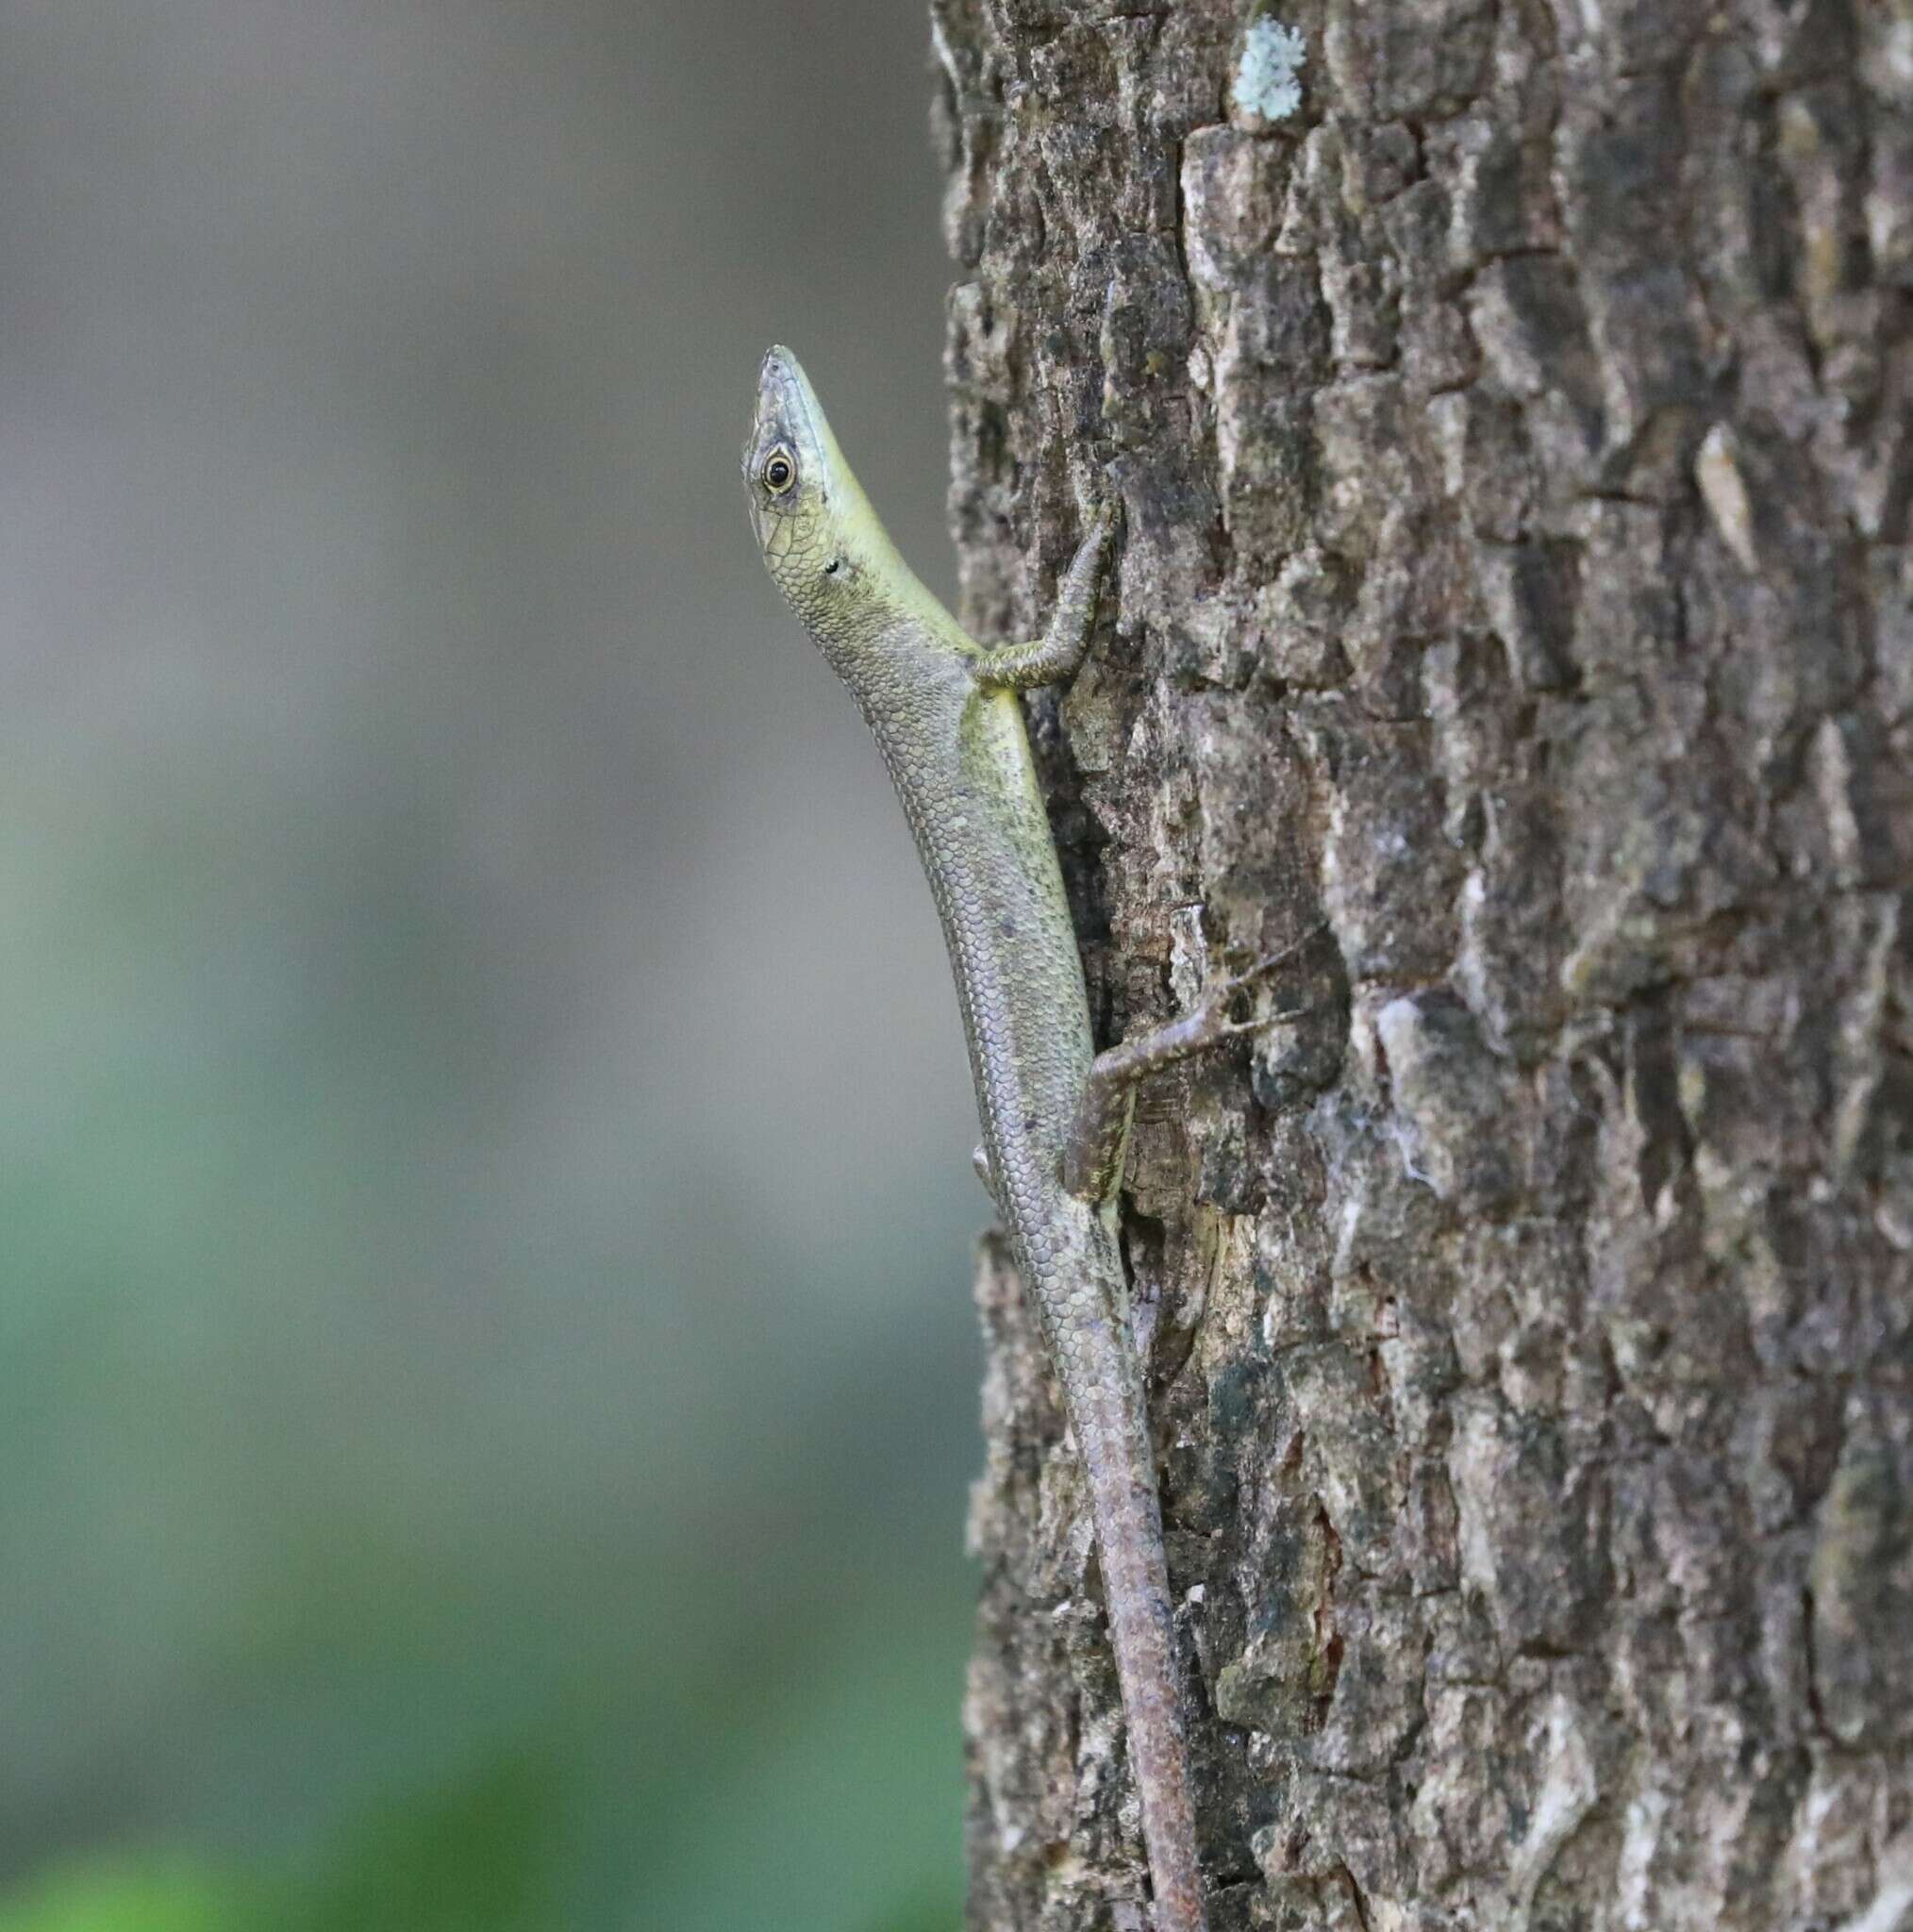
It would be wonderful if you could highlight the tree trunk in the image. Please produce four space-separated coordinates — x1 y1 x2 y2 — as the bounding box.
934 3 1913 1927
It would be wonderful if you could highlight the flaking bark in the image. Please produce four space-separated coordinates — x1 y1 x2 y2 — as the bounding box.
936 3 1913 1927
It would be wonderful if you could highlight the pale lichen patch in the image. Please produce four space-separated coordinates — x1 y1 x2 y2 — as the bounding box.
1696 424 1759 573
1231 15 1306 128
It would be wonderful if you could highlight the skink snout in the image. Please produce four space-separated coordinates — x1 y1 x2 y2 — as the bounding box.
754 344 821 441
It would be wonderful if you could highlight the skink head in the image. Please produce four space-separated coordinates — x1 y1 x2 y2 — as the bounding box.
743 345 890 629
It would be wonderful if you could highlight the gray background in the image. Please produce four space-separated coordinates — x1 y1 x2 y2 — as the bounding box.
0 5 982 1927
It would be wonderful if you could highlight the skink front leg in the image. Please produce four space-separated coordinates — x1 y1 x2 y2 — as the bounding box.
970 503 1118 692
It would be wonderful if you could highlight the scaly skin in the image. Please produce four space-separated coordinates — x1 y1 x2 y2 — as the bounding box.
743 347 1206 1932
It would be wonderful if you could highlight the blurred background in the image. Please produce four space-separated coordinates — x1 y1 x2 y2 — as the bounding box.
0 4 986 1927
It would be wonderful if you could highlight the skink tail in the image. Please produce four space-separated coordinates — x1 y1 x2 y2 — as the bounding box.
1064 1310 1207 1932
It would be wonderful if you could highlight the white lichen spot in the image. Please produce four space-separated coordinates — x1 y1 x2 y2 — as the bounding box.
1696 423 1759 573
1883 20 1913 98
1504 1696 1600 1930
1231 16 1306 125
1837 1831 1913 1932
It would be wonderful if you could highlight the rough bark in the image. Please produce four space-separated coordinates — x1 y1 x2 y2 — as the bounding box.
934 3 1913 1928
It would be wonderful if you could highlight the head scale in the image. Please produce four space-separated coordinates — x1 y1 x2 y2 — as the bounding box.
742 346 888 629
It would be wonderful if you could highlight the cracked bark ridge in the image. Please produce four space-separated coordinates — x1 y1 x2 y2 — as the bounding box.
936 2 1913 1928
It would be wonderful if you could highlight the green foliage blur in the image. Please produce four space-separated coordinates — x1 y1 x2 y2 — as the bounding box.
2 1 983 1925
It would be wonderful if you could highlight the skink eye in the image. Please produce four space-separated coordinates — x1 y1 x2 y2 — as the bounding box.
762 447 796 494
